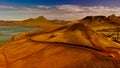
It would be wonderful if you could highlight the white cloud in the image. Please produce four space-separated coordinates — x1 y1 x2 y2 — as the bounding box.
37 5 51 9
1 5 120 21
56 5 88 12
0 5 16 10
55 5 120 13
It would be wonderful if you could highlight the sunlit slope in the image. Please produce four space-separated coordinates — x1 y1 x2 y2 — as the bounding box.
0 21 120 68
31 22 120 50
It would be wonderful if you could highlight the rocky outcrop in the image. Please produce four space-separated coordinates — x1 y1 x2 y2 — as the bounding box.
0 21 120 68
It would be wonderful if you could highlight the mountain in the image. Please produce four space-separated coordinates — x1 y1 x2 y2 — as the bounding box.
23 16 51 23
30 21 120 51
0 16 65 28
81 15 120 30
13 16 52 26
0 21 120 68
11 20 120 54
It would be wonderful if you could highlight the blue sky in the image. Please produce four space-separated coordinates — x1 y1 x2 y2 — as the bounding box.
0 0 120 7
0 0 120 20
1 0 120 6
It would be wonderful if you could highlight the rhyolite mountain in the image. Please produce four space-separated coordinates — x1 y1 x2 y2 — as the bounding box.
0 20 120 68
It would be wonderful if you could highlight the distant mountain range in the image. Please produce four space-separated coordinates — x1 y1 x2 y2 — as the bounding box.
0 14 120 31
0 16 67 27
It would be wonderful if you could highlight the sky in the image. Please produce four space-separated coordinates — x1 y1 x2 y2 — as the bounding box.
0 0 120 21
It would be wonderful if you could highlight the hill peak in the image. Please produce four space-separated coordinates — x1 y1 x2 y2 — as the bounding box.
36 16 46 19
23 16 49 22
35 16 50 23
